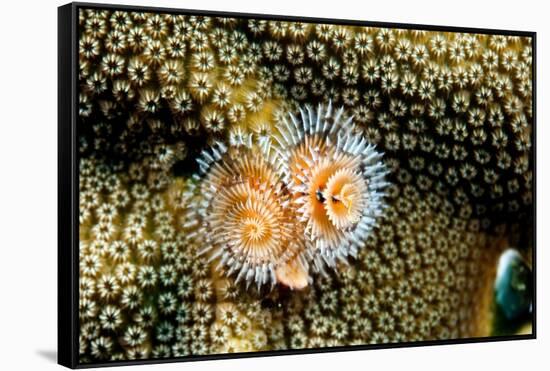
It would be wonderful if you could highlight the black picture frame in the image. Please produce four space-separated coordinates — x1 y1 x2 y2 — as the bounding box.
58 2 537 368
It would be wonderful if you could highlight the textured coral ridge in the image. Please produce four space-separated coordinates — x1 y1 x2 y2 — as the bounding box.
77 8 533 363
182 103 388 290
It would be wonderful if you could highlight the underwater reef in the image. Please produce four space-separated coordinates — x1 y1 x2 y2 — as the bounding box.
77 9 533 362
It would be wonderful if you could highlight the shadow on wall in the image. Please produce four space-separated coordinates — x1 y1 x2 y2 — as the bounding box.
36 350 57 363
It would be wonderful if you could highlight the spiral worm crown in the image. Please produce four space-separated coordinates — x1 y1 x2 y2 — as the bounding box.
267 102 389 273
187 103 388 289
188 142 309 290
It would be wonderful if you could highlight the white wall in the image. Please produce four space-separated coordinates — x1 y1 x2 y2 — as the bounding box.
0 0 545 369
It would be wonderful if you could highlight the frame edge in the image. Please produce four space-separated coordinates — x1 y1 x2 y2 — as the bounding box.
58 2 78 369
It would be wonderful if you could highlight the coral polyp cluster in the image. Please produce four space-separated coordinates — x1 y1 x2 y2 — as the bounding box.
183 103 388 290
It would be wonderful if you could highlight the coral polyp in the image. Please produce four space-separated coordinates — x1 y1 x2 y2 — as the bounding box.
184 142 309 290
268 104 388 270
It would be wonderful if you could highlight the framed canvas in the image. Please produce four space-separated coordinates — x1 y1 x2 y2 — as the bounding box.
58 2 536 368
